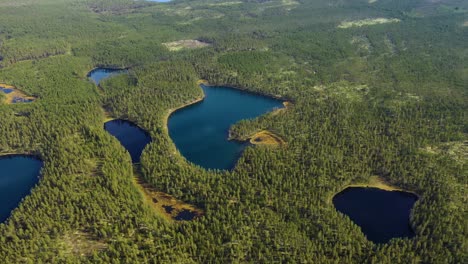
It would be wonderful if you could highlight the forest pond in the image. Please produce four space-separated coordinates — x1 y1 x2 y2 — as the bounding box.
0 155 43 222
168 85 284 170
332 187 418 243
104 119 152 163
1 85 35 104
88 68 127 85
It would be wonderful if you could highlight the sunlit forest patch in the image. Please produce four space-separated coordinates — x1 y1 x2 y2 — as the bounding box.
60 231 107 257
338 18 400 28
423 141 468 164
207 1 242 7
163 39 212 51
313 82 369 102
0 0 465 262
351 36 373 54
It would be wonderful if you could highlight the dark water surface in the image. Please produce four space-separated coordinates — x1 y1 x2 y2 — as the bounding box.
168 85 283 170
174 209 198 221
0 87 13 94
333 187 418 243
88 68 127 85
0 155 42 222
12 97 34 103
104 119 152 163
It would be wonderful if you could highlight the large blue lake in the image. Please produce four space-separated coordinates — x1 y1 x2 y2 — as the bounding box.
168 85 283 170
333 187 418 243
0 155 43 222
104 120 152 163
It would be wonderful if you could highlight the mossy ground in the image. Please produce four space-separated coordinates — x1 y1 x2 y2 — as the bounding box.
133 173 203 222
249 130 286 147
0 83 36 104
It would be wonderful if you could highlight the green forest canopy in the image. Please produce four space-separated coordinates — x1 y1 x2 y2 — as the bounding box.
0 0 466 263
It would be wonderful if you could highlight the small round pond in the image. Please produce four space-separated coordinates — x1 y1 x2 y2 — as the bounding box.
333 187 418 243
0 87 14 94
0 155 43 222
88 68 127 85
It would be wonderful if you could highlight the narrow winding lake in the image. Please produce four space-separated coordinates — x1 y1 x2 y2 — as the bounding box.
333 187 418 243
0 155 42 222
88 68 127 85
168 85 283 170
104 120 152 163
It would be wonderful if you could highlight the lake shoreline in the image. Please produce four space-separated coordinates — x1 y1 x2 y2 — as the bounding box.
200 80 291 102
333 183 419 243
331 176 420 205
0 151 43 161
0 154 43 223
162 83 206 160
164 81 287 170
167 80 289 123
87 66 129 76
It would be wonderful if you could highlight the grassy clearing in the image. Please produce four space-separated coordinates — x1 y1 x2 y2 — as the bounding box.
162 40 211 51
0 83 36 104
314 82 369 102
134 173 203 222
102 108 116 123
207 1 242 7
61 231 107 257
338 18 400 28
422 141 468 164
384 35 397 54
351 35 372 54
249 130 286 147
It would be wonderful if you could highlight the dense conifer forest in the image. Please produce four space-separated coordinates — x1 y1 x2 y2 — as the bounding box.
0 0 466 263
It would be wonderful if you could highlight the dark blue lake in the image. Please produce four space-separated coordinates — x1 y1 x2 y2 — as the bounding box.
0 155 42 222
88 68 127 85
168 85 283 170
104 119 152 163
333 187 418 243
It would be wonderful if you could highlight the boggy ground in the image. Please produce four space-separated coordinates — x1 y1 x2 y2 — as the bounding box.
0 83 36 104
